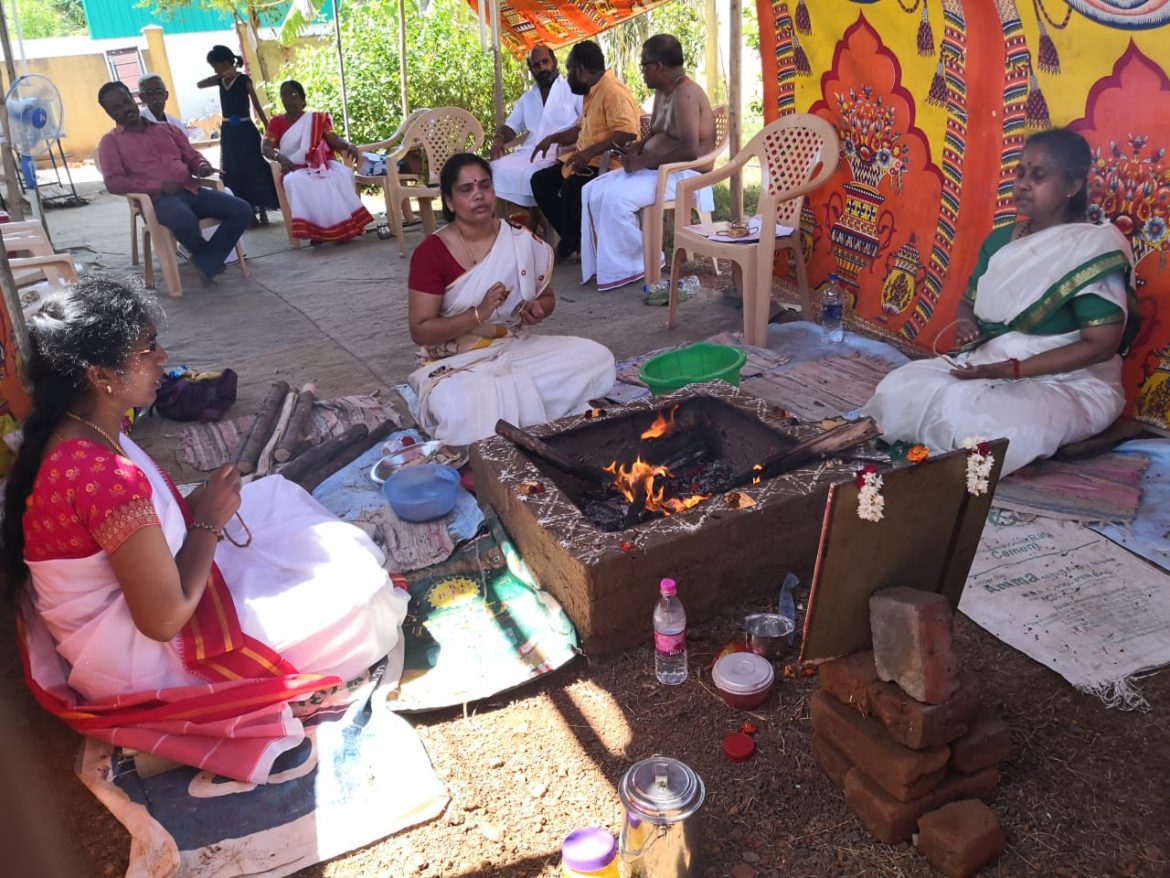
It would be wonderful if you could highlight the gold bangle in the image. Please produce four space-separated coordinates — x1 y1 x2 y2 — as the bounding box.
188 520 223 541
473 305 482 324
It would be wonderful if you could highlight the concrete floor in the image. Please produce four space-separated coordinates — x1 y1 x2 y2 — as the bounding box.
42 179 747 478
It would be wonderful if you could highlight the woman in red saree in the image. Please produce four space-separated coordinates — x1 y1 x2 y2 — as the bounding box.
263 80 372 243
2 277 407 783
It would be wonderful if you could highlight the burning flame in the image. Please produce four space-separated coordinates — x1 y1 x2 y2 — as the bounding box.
752 464 764 485
604 456 708 515
640 405 680 441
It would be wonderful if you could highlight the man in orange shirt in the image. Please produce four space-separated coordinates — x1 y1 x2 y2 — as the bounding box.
529 40 642 259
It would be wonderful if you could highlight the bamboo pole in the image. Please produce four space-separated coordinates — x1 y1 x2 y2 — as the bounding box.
0 2 26 220
0 244 31 412
332 0 351 138
704 0 719 103
490 0 504 131
728 0 743 222
397 0 409 117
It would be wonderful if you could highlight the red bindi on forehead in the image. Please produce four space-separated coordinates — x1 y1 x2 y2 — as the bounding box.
458 172 491 187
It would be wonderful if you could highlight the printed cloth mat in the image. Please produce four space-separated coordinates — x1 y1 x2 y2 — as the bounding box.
177 394 402 472
1090 439 1170 572
609 321 906 413
387 507 579 713
76 671 448 878
312 429 483 572
614 329 793 389
960 509 1170 710
741 353 898 422
993 453 1149 523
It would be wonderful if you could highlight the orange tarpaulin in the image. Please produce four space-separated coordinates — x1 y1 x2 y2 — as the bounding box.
468 0 674 59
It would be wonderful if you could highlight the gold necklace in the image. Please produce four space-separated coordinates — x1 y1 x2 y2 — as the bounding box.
63 412 253 549
453 222 490 265
64 411 125 455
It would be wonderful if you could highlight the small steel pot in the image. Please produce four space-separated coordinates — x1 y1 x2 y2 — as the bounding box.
618 756 705 877
744 613 795 660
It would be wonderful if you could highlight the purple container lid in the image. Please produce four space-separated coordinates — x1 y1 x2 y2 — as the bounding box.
561 827 616 872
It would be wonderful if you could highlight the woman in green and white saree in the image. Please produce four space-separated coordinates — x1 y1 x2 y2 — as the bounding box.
862 129 1139 475
407 153 615 446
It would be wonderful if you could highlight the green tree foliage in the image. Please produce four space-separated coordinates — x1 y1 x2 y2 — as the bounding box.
13 0 88 39
599 0 705 104
274 0 526 146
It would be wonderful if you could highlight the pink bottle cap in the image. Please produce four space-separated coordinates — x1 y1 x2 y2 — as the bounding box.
660 578 677 596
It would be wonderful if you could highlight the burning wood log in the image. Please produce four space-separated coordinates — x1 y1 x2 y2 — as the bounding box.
495 419 610 485
274 383 318 463
734 417 881 487
233 381 291 475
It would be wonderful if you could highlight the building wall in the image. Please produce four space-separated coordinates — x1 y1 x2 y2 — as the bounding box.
82 0 236 39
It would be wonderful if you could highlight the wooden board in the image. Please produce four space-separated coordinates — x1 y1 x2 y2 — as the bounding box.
799 439 1008 664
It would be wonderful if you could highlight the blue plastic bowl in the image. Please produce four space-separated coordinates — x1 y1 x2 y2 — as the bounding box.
382 463 460 522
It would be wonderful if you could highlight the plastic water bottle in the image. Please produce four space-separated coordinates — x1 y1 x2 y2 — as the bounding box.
822 274 845 343
653 578 688 685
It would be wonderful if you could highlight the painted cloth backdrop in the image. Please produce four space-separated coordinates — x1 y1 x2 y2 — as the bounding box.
467 0 672 58
758 0 1170 428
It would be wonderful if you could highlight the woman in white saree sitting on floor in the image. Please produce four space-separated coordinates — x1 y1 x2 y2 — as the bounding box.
862 129 1139 475
407 153 616 446
262 80 373 243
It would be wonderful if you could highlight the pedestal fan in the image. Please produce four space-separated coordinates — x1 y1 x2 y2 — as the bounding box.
4 74 80 216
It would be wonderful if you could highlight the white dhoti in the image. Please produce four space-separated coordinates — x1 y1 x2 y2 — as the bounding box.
409 335 616 446
492 75 582 208
580 167 715 291
491 150 556 207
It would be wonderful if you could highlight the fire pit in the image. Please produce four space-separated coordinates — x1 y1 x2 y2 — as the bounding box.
472 381 867 654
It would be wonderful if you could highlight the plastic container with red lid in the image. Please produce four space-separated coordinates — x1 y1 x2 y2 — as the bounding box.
712 652 774 709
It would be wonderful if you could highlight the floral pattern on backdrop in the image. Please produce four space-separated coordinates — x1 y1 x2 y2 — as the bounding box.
758 0 1170 427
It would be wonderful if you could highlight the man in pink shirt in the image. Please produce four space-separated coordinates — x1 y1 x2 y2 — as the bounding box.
97 81 252 286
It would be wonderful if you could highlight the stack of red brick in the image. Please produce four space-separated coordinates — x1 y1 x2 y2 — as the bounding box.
810 587 1009 872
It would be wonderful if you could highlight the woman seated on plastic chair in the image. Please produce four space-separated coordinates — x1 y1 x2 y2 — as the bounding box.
262 80 373 244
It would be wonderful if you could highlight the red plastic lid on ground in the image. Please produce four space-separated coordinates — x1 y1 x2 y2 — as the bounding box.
722 731 756 762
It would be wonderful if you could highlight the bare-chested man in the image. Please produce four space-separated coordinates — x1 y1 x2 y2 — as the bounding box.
580 34 716 291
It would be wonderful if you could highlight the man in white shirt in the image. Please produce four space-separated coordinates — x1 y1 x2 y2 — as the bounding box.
138 74 191 138
489 45 582 215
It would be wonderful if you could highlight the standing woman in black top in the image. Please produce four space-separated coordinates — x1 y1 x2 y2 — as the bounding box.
197 45 279 226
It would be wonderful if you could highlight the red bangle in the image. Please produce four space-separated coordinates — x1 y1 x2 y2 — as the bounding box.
1009 358 1022 380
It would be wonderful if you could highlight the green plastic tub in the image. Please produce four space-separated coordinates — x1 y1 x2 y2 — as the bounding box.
638 342 748 395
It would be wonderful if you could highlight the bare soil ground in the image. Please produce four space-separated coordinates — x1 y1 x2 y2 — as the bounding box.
7 592 1168 878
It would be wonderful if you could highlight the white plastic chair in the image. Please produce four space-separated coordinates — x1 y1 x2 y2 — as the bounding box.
668 114 840 346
